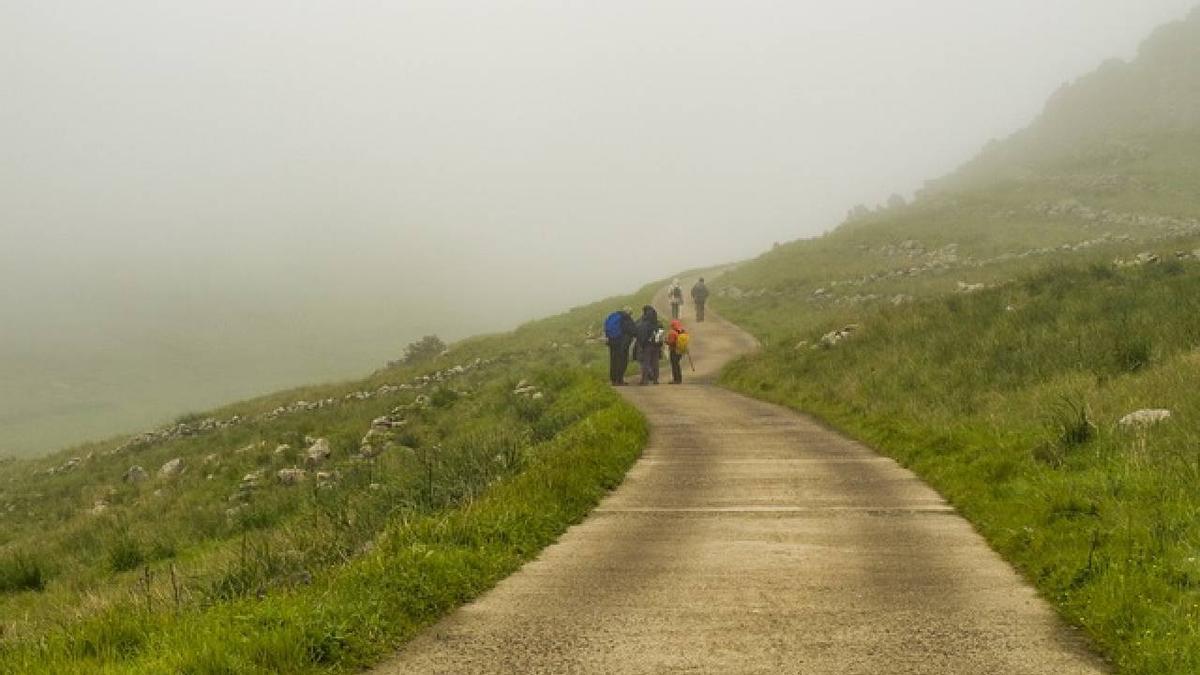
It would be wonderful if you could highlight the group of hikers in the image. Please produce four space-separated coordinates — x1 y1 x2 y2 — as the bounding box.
604 277 709 386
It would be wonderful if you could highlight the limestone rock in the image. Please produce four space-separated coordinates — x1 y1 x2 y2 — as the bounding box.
303 438 332 467
158 458 185 479
277 468 307 486
1118 409 1172 429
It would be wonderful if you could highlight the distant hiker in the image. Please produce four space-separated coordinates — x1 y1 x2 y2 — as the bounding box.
691 278 709 322
668 279 685 319
603 307 638 386
634 305 663 385
666 319 691 384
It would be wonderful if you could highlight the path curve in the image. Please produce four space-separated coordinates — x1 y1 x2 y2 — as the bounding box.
374 284 1105 674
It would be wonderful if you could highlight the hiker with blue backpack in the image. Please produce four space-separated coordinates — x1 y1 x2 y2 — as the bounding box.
603 307 638 386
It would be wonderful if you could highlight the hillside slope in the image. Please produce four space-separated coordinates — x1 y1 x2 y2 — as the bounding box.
712 9 1200 674
0 284 656 673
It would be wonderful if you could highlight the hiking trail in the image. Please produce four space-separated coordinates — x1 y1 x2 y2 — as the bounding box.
374 282 1105 674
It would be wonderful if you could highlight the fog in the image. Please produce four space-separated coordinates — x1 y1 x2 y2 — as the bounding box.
2 0 1195 455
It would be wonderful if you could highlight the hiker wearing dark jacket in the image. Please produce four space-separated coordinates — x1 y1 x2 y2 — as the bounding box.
603 307 637 386
691 278 709 322
634 305 662 385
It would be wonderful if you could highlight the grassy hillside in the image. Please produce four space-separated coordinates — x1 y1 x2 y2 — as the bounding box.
0 284 655 673
713 9 1200 674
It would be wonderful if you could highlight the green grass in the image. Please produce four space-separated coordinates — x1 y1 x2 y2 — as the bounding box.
0 282 658 672
705 15 1200 671
719 262 1200 674
1 379 646 674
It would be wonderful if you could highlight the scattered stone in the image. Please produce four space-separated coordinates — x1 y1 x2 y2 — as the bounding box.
303 438 333 467
957 281 986 293
820 325 860 348
46 457 83 475
1118 409 1172 429
277 468 307 486
157 458 185 479
102 358 494 457
123 465 149 484
274 444 291 455
1114 252 1161 268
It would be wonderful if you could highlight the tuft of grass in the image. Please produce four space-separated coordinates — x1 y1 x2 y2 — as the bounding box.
0 552 47 593
107 532 144 574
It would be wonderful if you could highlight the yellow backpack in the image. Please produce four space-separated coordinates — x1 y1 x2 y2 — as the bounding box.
675 331 690 354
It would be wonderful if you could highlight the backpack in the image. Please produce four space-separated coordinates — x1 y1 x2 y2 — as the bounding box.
675 332 690 354
604 312 624 340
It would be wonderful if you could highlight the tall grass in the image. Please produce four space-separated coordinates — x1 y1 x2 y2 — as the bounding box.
720 262 1200 674
0 281 658 671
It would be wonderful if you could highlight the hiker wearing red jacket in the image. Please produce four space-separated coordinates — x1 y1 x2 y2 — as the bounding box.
666 319 689 384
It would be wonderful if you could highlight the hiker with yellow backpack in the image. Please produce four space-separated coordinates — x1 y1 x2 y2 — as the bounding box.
666 319 692 384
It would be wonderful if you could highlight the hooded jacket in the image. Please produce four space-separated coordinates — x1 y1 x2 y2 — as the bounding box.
635 306 660 348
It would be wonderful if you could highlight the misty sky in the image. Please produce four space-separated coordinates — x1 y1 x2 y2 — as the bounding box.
2 1 1197 453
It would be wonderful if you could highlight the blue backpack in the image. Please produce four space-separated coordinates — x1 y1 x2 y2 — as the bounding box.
604 312 624 340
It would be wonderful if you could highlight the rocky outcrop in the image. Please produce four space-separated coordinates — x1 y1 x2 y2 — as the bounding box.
123 465 149 483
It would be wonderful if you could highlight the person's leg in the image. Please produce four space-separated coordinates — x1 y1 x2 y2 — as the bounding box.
697 301 705 321
650 350 661 383
670 352 683 383
615 340 630 384
639 347 651 384
607 342 620 384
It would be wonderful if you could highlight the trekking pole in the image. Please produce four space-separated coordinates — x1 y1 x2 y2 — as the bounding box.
686 352 696 372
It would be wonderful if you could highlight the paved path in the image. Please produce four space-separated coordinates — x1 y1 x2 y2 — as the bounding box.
375 288 1105 674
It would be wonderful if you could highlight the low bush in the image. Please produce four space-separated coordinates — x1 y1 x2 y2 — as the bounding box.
0 552 47 593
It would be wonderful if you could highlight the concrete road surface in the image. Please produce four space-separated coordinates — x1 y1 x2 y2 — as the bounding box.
374 286 1105 674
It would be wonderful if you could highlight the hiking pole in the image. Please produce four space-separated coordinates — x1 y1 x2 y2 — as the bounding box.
686 352 696 372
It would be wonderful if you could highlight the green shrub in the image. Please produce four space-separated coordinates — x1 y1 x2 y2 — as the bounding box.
108 533 145 573
0 551 47 593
